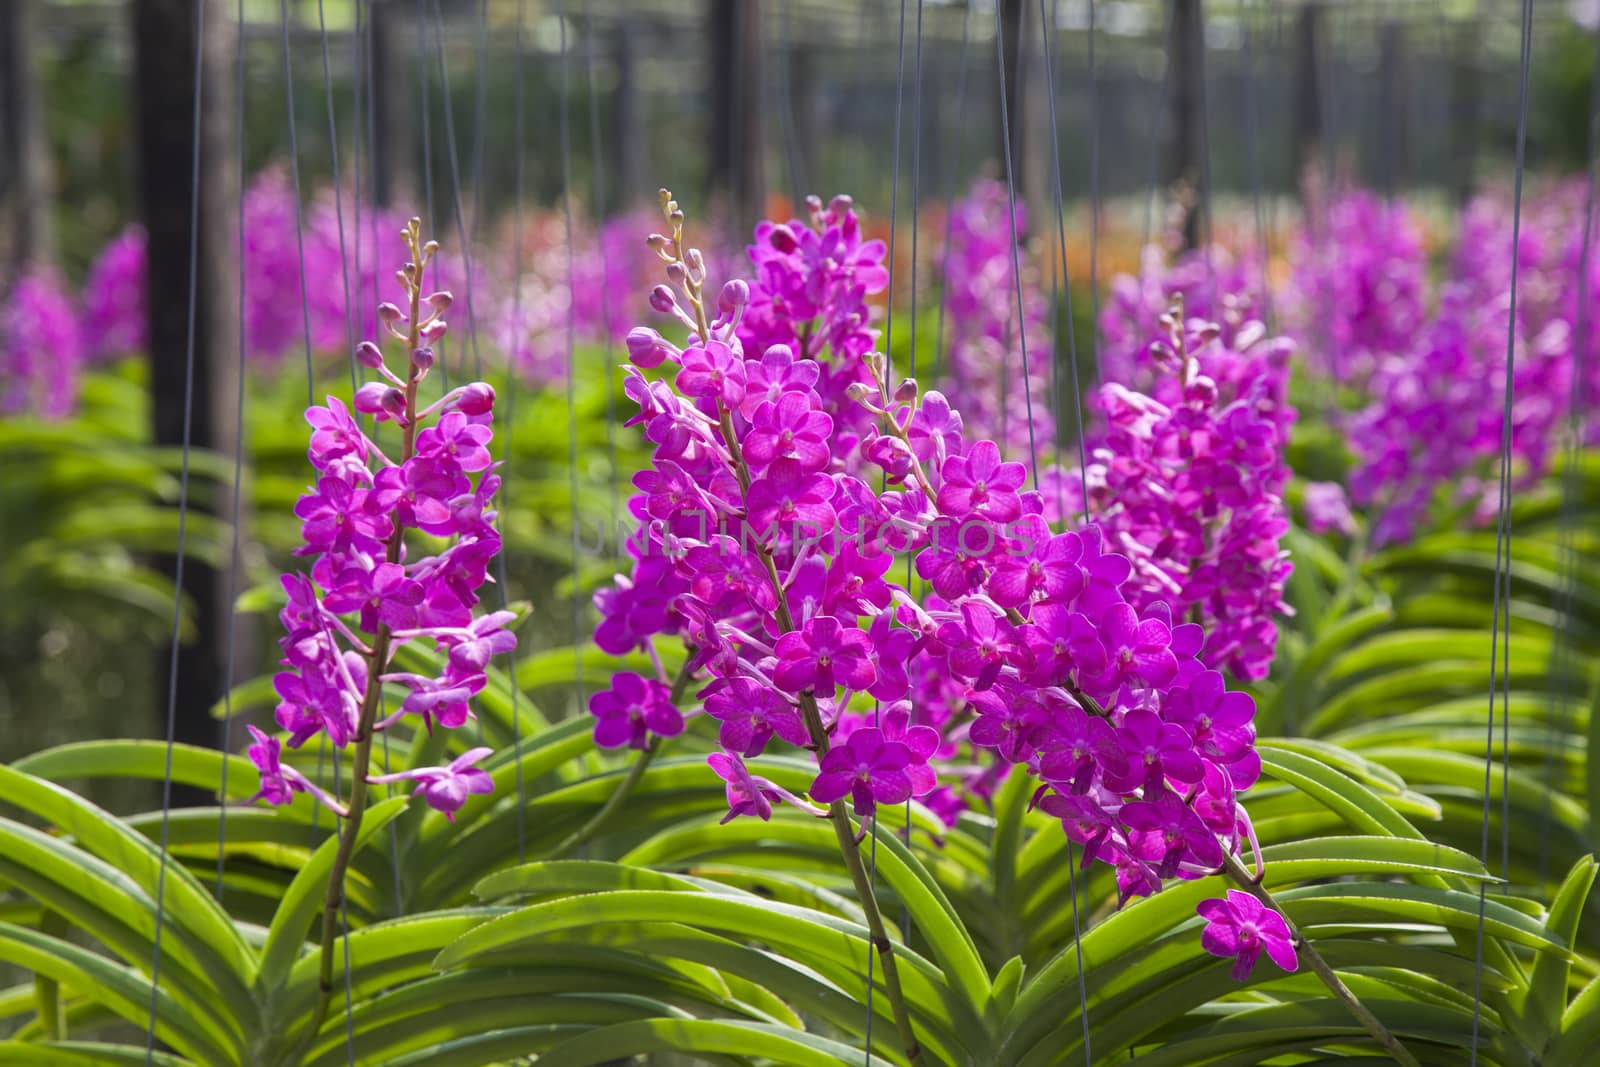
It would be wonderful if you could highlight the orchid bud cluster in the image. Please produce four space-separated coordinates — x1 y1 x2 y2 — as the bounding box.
1046 297 1295 681
935 179 1054 457
593 194 1276 961
248 219 513 822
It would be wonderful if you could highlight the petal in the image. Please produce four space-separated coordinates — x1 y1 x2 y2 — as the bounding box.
1200 921 1240 959
1264 935 1300 973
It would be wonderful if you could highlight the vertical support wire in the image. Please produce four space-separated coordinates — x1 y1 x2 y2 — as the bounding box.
584 5 621 535
558 5 585 713
428 0 483 381
1040 0 1089 511
282 0 317 408
366 0 407 918
505 0 531 868
1472 0 1534 1058
867 4 912 1054
1086 0 1100 383
1038 2 1091 1055
215 0 249 908
1541 12 1600 890
776 0 806 208
414 0 440 381
899 0 926 938
317 0 358 391
930 0 973 387
1243 0 1273 330
993 1 1041 491
145 0 208 1055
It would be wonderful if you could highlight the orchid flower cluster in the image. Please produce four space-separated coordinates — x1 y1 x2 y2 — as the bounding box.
1284 188 1427 385
1097 241 1260 399
593 191 1291 981
935 179 1055 458
1337 186 1587 546
1046 298 1295 681
247 219 513 822
2 270 84 419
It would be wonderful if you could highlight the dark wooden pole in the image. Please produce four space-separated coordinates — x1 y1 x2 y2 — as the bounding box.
613 22 646 207
369 0 408 207
134 0 239 799
1169 0 1203 249
708 0 765 233
1378 20 1407 197
1450 16 1480 206
998 0 1024 177
1293 2 1324 197
0 0 55 278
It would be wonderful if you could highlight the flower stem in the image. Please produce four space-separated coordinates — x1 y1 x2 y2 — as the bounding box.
796 692 927 1067
710 401 924 1066
1219 852 1421 1067
305 223 432 1043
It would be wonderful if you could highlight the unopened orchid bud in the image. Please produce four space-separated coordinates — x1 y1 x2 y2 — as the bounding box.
893 378 919 404
422 240 439 257
649 285 679 315
685 247 705 278
827 194 853 220
411 346 436 371
354 381 395 415
456 381 496 415
768 225 799 254
626 327 679 369
419 319 448 343
356 341 385 368
717 279 749 315
1194 322 1222 345
665 261 687 286
426 291 453 311
1184 374 1219 406
378 302 404 324
846 382 880 405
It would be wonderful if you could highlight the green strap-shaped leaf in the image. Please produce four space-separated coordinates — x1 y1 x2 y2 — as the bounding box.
0 765 255 985
0 923 236 1066
0 1042 193 1067
1507 855 1598 1053
535 1018 876 1067
14 741 261 801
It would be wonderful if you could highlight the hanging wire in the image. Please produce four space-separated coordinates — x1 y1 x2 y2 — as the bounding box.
505 0 531 869
1039 1 1091 1056
1243 0 1273 329
282 0 318 408
1540 12 1600 890
558 6 586 712
428 0 484 381
584 6 621 535
414 0 441 381
930 0 972 387
215 0 250 909
1473 0 1534 1057
993 2 1041 491
317 0 358 391
866 5 912 1053
469 0 490 263
1040 0 1089 509
144 0 208 1054
776 0 806 208
366 0 407 919
1086 0 1100 383
1193 1 1216 301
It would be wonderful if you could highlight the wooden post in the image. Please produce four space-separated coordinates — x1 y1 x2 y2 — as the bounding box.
708 0 765 233
1169 0 1203 249
1293 2 1324 196
0 0 55 278
133 0 240 797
